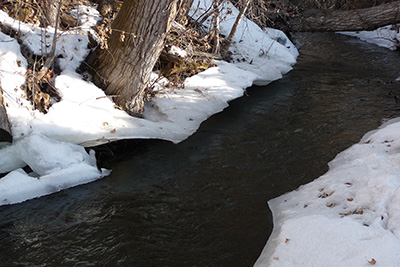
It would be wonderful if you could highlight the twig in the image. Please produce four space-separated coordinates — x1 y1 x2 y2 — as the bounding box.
39 0 62 80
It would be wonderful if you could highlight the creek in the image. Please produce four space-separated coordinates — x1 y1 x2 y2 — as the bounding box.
1 33 400 266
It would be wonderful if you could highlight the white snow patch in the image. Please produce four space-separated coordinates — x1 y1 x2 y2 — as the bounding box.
0 133 109 206
339 25 400 50
168 45 187 57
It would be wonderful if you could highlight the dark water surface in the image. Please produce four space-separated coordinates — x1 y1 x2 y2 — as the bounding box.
2 33 400 266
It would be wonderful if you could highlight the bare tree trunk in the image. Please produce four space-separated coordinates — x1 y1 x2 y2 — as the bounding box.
41 0 59 28
40 0 62 79
211 0 221 54
221 0 251 55
0 85 12 143
289 1 400 32
92 0 179 117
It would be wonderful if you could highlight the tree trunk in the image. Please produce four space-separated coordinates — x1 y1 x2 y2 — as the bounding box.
41 0 60 28
289 1 400 32
93 0 179 117
0 85 12 143
211 0 221 54
222 0 251 55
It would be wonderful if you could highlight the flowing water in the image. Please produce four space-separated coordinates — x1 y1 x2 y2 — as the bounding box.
1 33 400 266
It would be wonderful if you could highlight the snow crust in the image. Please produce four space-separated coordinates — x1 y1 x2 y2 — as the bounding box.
0 1 297 205
0 132 110 205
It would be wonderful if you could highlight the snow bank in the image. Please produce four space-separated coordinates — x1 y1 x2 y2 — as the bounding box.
190 1 298 85
339 25 400 50
255 118 400 266
0 1 297 205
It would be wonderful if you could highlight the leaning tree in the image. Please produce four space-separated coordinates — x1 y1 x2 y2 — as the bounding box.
92 0 179 117
289 1 400 32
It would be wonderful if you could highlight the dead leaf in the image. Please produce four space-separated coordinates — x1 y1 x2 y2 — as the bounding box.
368 258 376 265
285 238 290 244
102 122 109 126
319 191 334 198
194 88 203 94
110 129 116 134
347 198 354 202
339 208 363 217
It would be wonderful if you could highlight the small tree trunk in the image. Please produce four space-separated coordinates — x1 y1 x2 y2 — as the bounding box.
41 0 62 78
289 1 400 32
211 0 221 54
93 0 179 117
221 0 251 56
41 0 59 28
0 85 12 143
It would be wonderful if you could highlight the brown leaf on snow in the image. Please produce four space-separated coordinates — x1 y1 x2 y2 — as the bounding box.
110 129 116 134
326 203 337 208
285 238 290 244
319 191 334 198
339 208 363 217
368 258 376 265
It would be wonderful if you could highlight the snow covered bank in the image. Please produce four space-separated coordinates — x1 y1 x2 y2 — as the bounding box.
0 1 297 205
255 118 400 266
339 25 400 50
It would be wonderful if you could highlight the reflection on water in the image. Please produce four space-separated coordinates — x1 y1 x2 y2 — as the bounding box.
1 33 400 266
